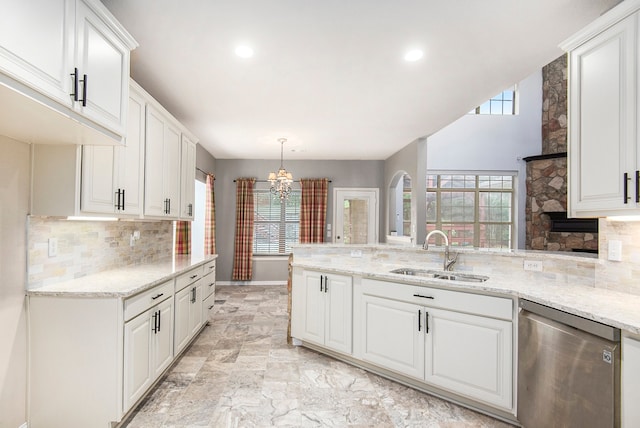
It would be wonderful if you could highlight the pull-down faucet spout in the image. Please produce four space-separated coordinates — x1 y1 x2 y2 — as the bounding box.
423 230 458 271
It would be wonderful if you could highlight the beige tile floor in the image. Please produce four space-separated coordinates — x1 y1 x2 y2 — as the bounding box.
122 284 515 428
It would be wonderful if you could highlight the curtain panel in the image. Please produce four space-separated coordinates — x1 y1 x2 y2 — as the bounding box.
300 178 329 243
204 174 216 255
175 220 191 254
232 178 256 280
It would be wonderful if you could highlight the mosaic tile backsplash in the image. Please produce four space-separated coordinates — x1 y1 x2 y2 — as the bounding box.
28 216 173 289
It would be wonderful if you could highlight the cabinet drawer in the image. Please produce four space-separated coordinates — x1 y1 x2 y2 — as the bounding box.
202 260 216 277
175 265 203 292
362 278 513 321
203 293 215 324
124 280 173 322
201 274 216 300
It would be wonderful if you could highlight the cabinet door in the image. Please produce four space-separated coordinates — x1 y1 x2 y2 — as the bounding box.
425 308 512 410
568 14 637 217
0 0 73 106
361 294 424 379
324 273 352 354
188 284 203 337
144 106 167 217
81 145 116 214
115 88 145 216
123 309 152 412
174 285 192 355
623 335 640 428
152 298 174 379
75 0 129 135
164 122 181 218
299 271 325 345
180 135 196 220
202 293 215 326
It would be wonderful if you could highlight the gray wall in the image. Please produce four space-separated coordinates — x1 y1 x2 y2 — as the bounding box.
196 143 216 182
214 159 385 282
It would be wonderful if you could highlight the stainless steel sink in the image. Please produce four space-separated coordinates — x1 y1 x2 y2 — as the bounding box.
389 268 489 283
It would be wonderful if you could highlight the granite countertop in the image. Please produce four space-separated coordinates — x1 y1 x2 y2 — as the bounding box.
27 254 217 298
292 259 640 336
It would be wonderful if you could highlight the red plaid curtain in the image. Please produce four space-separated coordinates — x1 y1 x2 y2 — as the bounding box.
175 220 191 254
232 178 256 280
204 174 216 255
300 178 329 243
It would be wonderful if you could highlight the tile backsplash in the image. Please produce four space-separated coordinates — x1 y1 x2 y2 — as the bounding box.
27 216 173 289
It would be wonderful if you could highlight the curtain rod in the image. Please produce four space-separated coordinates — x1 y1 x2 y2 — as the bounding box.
196 167 215 178
233 179 332 183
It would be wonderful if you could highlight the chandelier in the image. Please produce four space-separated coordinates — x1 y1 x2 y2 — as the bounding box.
268 138 294 201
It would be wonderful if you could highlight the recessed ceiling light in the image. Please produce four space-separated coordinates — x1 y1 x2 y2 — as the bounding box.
404 49 424 62
235 45 254 58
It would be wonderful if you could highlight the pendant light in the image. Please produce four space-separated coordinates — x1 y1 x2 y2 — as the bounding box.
268 138 294 201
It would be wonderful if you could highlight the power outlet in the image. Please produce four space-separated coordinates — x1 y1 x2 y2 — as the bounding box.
523 260 542 272
350 249 363 258
48 238 58 258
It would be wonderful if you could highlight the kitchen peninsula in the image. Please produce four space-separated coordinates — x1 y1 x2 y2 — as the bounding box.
290 244 640 425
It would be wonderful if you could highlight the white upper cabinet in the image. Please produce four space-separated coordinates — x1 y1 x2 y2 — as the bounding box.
180 135 197 220
562 1 640 217
0 0 137 145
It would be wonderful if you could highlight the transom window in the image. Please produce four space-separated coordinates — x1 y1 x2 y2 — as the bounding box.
426 173 515 249
469 86 517 115
253 189 301 254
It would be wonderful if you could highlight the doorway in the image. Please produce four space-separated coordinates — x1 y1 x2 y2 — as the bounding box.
333 188 379 244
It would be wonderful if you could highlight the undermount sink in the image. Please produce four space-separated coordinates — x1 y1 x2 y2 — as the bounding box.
389 268 489 283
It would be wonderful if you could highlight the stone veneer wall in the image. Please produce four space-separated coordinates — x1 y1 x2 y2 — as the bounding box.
525 54 598 251
27 217 173 289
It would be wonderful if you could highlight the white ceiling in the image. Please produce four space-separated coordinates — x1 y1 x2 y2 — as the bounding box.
102 0 620 160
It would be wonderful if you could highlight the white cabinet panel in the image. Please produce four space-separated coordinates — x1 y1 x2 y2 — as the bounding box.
0 0 72 106
295 270 353 354
425 308 512 410
81 145 116 213
623 335 640 428
361 294 424 379
180 135 196 220
123 308 152 411
153 298 174 379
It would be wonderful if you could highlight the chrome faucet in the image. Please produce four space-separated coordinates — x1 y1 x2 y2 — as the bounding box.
423 230 458 271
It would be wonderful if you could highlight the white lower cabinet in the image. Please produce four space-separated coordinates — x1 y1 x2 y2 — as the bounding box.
174 266 204 355
361 294 424 379
425 308 512 409
292 269 353 354
123 294 173 412
358 278 514 413
623 334 640 428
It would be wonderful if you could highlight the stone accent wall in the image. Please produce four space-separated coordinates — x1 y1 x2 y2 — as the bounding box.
525 54 598 252
542 54 568 154
28 217 173 289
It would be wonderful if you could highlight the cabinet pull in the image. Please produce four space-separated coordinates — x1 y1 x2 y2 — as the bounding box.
168 198 171 214
624 172 630 204
188 203 193 217
320 275 324 292
418 309 422 332
115 189 120 210
208 305 214 310
70 68 79 101
208 282 214 288
425 311 429 334
151 312 158 333
209 265 215 270
324 275 328 293
190 274 198 279
157 309 161 332
636 171 639 204
80 73 87 107
151 293 164 300
413 293 434 299
122 188 125 210
191 287 196 303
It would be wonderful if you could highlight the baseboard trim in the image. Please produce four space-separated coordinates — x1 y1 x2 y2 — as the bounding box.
217 280 287 286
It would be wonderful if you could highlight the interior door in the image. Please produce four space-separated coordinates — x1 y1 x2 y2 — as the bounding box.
333 188 379 244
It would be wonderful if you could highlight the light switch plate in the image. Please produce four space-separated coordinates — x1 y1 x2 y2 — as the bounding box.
48 238 58 258
608 240 622 261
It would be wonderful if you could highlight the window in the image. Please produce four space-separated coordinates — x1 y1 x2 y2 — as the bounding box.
469 86 517 115
426 173 515 249
253 189 301 254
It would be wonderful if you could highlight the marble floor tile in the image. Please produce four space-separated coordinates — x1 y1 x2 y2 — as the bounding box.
122 284 514 428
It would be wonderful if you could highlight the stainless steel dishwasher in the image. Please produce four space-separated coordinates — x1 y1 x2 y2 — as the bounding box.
518 299 620 428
